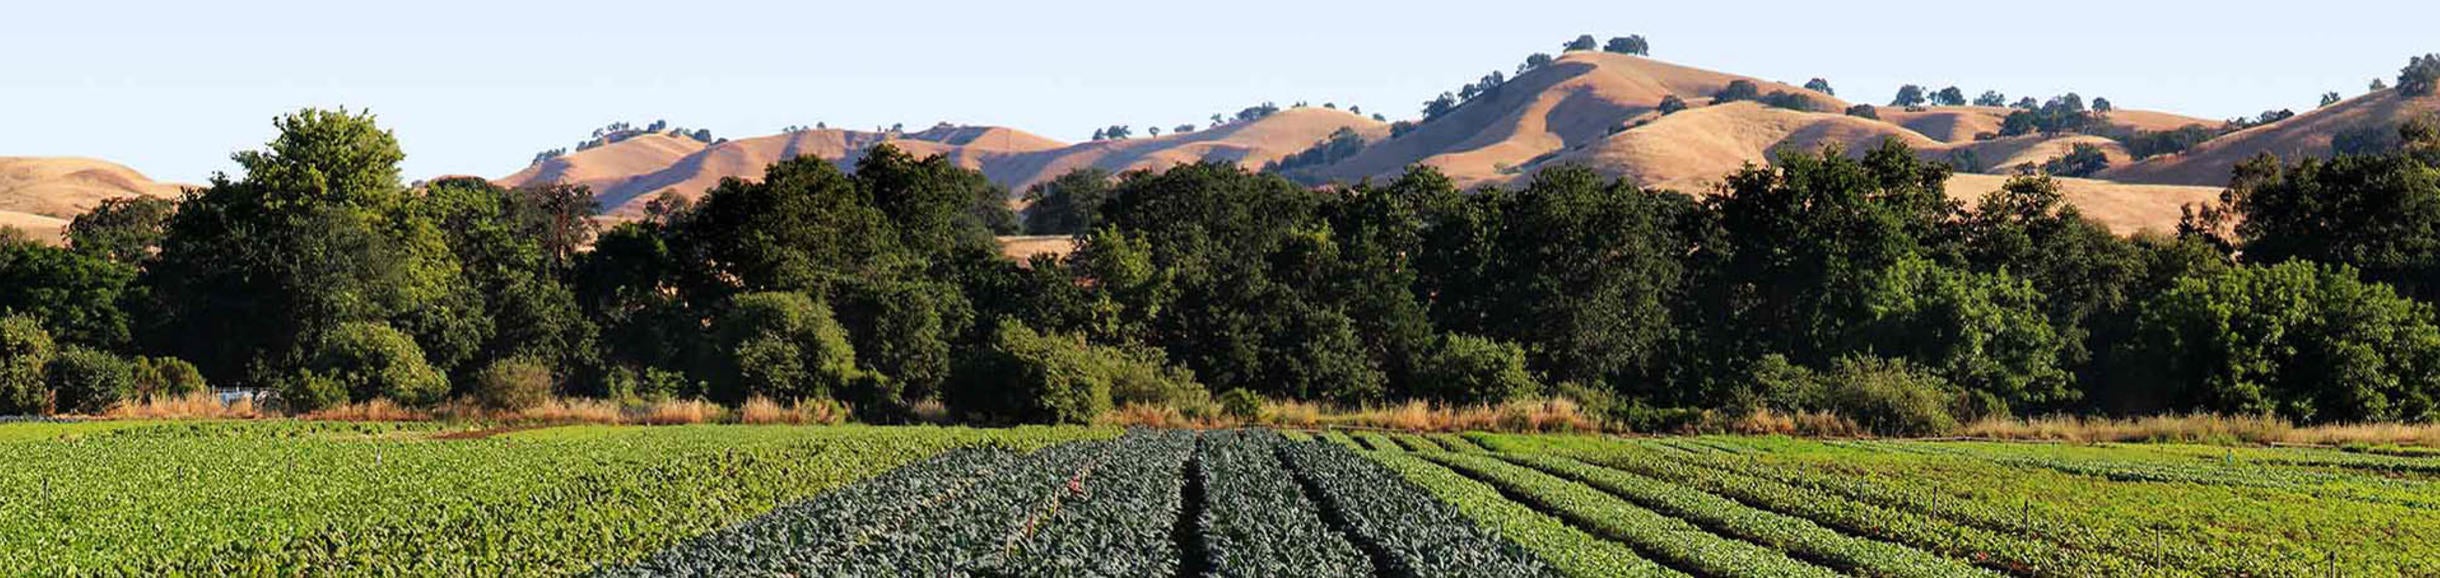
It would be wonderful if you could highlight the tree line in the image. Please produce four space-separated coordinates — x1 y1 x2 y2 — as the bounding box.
6 107 2440 431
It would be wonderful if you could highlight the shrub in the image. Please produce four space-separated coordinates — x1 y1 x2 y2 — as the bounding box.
1712 80 1761 104
1797 356 1962 436
279 370 350 414
310 322 449 407
131 356 207 399
0 316 54 414
46 346 133 415
946 321 1113 425
1415 334 1541 404
1656 95 1688 115
1218 388 1263 420
1843 104 1879 120
2042 143 2112 177
472 356 554 412
1103 344 1206 409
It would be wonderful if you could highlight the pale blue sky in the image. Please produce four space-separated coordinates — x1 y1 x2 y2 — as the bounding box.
2 0 2428 183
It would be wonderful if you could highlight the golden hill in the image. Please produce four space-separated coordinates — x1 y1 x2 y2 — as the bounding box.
2104 90 2440 186
544 110 1384 216
0 157 186 244
1313 52 1845 185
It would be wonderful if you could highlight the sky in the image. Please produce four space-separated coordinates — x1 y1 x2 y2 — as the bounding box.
1 0 2430 183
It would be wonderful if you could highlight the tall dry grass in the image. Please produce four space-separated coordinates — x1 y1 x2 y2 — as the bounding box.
1680 408 1866 437
104 392 265 420
302 399 430 422
737 397 851 425
1963 413 2440 447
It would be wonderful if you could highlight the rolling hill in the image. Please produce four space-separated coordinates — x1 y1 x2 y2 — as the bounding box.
2103 90 2440 186
0 157 187 244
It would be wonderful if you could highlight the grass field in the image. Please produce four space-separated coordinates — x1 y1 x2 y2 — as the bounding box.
3 422 2433 576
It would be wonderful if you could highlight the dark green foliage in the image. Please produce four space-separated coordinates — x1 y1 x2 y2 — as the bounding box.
67 196 176 265
1855 257 2071 413
2322 92 2345 108
1945 149 1984 173
1563 34 1598 52
1714 80 1762 104
834 280 964 403
1760 91 1822 112
1657 95 1689 115
2226 137 2440 301
2400 54 2440 96
2000 94 2101 136
1266 127 1368 183
1519 53 1554 75
307 321 448 407
1844 104 1879 120
1932 87 1967 107
144 108 488 387
2042 144 2112 177
1604 35 1650 56
46 346 133 415
278 370 349 414
0 237 137 349
1973 91 2007 107
2127 262 2440 423
2125 125 2222 160
0 316 53 415
471 356 553 412
1891 85 1927 108
1804 78 1835 96
1196 430 1370 577
131 355 207 399
1415 334 1541 404
1021 167 1114 235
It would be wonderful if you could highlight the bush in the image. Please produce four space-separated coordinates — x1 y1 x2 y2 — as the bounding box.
279 370 350 414
2042 143 2112 177
945 321 1113 425
1415 334 1542 404
131 356 207 399
471 356 554 412
0 316 56 415
1218 388 1263 420
2400 54 2440 96
310 322 449 407
46 346 133 415
1656 95 1688 115
1844 104 1879 120
1712 80 1761 104
1103 344 1206 409
1787 356 1962 436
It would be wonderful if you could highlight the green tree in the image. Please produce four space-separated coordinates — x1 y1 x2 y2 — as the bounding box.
1973 90 2007 107
1932 86 1967 107
1415 334 1541 404
1563 34 1598 51
307 321 449 407
1657 95 1689 115
66 196 176 265
715 291 867 404
1804 78 1835 96
1856 256 2072 415
1603 35 1650 56
2224 133 2440 300
1713 80 1761 104
2042 144 2112 177
2400 54 2440 96
945 320 1112 425
2126 262 2440 423
0 316 54 414
143 109 487 386
1844 104 1880 119
1892 85 1928 107
131 356 207 400
0 238 137 349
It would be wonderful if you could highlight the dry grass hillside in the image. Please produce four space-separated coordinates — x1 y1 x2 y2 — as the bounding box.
1314 52 1844 185
498 134 710 202
1542 102 1932 191
1873 106 2213 143
1943 173 2216 235
2104 90 2440 186
0 157 186 244
546 110 1384 216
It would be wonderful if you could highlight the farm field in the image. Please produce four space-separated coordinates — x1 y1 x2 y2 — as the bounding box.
4 423 2436 576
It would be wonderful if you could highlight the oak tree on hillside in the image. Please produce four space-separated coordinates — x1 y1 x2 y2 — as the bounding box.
1892 85 1928 108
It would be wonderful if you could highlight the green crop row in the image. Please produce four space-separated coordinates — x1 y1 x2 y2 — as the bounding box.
1276 441 1561 577
1502 454 1999 578
1548 448 2170 577
0 423 1103 575
1196 429 1370 578
1367 452 1684 578
1422 452 1836 578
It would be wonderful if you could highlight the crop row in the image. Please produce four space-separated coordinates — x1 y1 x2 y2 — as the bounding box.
990 429 1198 576
1422 452 1836 578
1274 441 1560 577
1367 452 1683 578
1195 429 1371 578
0 423 1103 575
1502 454 1999 578
1550 447 2169 577
1892 442 2440 510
